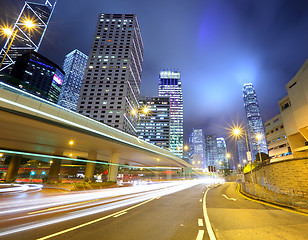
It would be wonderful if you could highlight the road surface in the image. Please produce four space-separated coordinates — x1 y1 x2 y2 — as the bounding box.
0 181 307 240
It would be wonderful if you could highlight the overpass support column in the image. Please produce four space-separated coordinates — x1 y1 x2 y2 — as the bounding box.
166 171 172 180
85 151 97 182
48 150 63 183
5 155 22 182
107 152 119 182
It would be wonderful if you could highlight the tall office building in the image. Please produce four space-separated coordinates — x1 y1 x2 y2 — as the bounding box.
217 137 227 168
205 135 218 167
77 14 144 135
243 83 268 160
10 51 65 103
188 129 206 168
158 69 183 157
58 49 88 111
265 114 291 159
237 139 248 165
0 0 56 72
137 96 170 149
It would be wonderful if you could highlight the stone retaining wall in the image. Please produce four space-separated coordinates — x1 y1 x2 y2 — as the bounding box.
244 158 308 196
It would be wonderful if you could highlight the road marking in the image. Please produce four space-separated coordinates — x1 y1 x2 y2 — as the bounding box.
36 197 157 240
203 188 217 240
199 199 202 202
196 230 204 240
28 200 98 215
222 194 236 201
198 218 204 226
236 184 308 217
156 197 161 199
113 212 127 218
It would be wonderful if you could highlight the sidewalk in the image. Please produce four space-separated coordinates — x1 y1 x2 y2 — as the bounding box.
240 182 308 214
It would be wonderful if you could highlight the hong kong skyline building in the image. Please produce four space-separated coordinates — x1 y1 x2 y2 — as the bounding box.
58 49 88 111
10 51 65 103
188 129 206 169
237 138 248 165
243 83 268 160
158 69 183 157
205 135 218 167
137 96 170 149
0 0 56 73
77 14 144 135
216 137 227 168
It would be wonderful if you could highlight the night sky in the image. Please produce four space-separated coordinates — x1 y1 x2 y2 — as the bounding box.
1 0 308 156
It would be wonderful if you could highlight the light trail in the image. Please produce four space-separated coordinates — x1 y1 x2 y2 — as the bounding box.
0 180 205 238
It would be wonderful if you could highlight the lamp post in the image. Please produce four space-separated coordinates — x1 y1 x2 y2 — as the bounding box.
0 28 18 69
256 134 268 188
131 105 150 133
232 127 254 184
0 20 35 69
256 134 263 162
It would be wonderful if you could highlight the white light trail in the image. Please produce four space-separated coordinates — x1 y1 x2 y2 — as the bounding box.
0 180 204 237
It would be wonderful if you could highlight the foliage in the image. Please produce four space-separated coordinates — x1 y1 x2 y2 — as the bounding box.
243 161 258 173
254 152 270 162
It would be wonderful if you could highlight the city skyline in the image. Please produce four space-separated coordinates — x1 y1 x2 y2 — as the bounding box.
1 0 308 153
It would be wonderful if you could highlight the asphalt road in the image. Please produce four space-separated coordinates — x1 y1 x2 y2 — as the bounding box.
0 181 307 240
0 181 208 240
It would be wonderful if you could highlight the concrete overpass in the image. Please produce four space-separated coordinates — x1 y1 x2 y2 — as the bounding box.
0 82 191 182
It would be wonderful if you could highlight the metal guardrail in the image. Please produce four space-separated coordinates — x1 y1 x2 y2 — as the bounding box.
241 182 308 209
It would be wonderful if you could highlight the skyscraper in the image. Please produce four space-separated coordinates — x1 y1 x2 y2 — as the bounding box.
205 135 218 167
58 49 88 111
188 129 206 168
217 137 227 168
243 83 268 160
137 96 170 149
10 51 65 103
158 69 183 157
0 0 56 72
237 139 248 165
77 14 144 135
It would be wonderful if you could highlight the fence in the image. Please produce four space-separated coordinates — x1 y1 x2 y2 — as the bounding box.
241 182 308 209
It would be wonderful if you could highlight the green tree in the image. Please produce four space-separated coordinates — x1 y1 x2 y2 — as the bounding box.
255 152 269 162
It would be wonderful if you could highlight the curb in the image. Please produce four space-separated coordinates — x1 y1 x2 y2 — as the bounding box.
237 183 308 216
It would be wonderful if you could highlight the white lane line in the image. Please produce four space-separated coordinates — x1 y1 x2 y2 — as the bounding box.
196 230 204 240
222 194 236 201
199 199 202 202
203 188 217 240
198 218 204 226
113 212 127 218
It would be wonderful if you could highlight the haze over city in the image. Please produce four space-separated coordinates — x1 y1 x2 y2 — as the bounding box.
2 0 307 142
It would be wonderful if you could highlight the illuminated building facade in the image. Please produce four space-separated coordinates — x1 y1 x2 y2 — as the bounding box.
58 49 88 111
265 114 291 158
243 83 268 160
0 0 56 73
217 137 227 168
158 69 183 157
237 139 248 165
77 14 144 135
10 51 65 103
205 135 218 167
188 129 206 168
137 96 170 149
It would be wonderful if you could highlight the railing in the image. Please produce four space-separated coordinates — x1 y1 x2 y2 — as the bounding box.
241 182 308 209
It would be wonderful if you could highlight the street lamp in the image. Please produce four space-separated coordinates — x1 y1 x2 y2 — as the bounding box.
256 134 268 188
232 127 254 184
0 19 35 69
131 105 151 133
